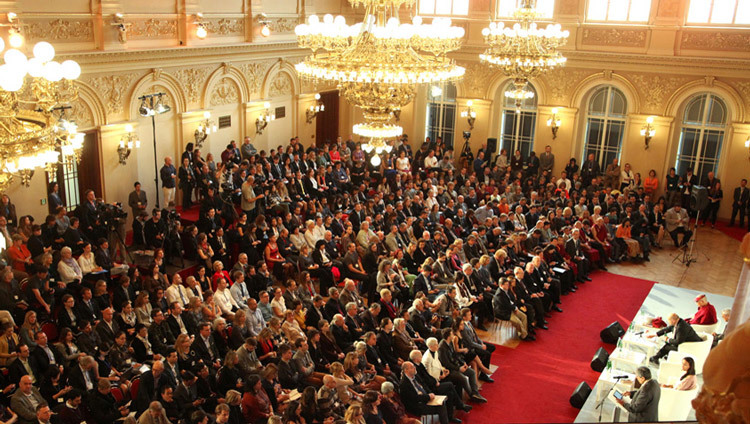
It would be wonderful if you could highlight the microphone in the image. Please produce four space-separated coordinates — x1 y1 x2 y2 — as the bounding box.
612 375 629 379
633 331 644 336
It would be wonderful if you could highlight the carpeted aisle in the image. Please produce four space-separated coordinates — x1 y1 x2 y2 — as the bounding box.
466 271 655 423
711 219 748 242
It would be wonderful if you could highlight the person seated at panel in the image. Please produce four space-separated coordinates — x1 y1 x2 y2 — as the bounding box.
685 294 717 326
661 357 697 391
647 313 702 365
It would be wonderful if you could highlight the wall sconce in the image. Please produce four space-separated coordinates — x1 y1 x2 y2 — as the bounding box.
5 13 24 48
306 93 325 124
111 13 131 44
744 136 750 160
257 13 271 37
546 107 561 140
461 100 476 130
195 13 207 39
255 102 275 134
195 111 216 148
118 124 140 165
640 116 656 149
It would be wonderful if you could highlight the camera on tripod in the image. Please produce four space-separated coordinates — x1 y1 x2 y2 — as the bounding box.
98 202 127 229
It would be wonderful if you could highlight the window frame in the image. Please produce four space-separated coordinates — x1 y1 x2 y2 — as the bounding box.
499 81 538 160
674 93 727 181
586 0 652 23
425 84 458 149
582 85 628 169
685 0 750 25
418 0 470 16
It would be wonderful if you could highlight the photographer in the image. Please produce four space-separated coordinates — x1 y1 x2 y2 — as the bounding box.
179 157 196 210
145 209 167 249
161 209 185 267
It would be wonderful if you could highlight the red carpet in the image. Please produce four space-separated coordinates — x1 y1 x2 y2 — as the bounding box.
466 271 655 423
711 219 748 242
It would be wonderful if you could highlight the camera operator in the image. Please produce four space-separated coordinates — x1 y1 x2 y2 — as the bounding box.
178 157 195 210
160 209 184 267
131 211 149 247
78 189 100 240
145 209 167 249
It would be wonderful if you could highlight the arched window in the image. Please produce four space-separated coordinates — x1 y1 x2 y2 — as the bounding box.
674 93 727 181
425 83 457 148
582 85 627 167
499 82 537 159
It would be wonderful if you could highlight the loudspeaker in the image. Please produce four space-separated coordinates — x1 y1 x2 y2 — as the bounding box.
691 185 708 211
600 321 625 344
570 381 592 409
487 138 498 154
590 347 610 372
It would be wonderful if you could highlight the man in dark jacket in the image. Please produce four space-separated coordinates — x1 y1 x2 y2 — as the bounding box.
648 313 702 364
616 366 661 422
399 361 450 424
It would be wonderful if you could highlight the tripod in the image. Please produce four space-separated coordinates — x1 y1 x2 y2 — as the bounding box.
672 209 709 267
108 220 133 264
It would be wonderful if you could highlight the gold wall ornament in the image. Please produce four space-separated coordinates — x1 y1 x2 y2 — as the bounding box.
205 18 245 36
175 67 210 104
268 18 298 33
130 18 178 39
542 69 592 104
681 31 750 52
88 73 137 114
27 19 94 41
68 99 94 130
241 61 275 95
461 62 496 98
630 74 690 113
581 28 648 48
210 77 240 106
268 72 293 97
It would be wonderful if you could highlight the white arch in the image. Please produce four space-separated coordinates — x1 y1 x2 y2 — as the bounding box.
261 60 300 99
74 80 107 128
664 78 745 124
570 72 641 114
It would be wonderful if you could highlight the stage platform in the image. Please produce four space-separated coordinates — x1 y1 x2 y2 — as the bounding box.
574 283 733 423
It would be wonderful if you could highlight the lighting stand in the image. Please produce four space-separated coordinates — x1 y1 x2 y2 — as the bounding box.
138 92 171 208
672 210 710 267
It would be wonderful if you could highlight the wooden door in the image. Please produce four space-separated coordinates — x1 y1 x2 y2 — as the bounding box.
315 90 339 147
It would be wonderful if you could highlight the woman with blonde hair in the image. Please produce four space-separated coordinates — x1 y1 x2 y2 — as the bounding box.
329 361 357 403
344 404 365 424
133 291 153 327
175 333 198 371
19 310 40 348
344 351 383 393
200 291 221 322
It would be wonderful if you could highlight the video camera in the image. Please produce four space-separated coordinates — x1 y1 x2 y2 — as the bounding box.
98 202 127 229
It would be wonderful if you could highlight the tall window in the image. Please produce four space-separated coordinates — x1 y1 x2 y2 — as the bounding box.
674 94 727 181
499 82 537 159
419 0 469 15
425 84 457 148
497 0 555 19
587 0 651 22
583 86 627 167
48 151 81 212
686 0 750 24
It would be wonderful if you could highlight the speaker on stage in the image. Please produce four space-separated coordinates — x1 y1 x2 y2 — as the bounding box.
600 321 625 344
590 347 610 372
690 185 708 211
570 381 592 409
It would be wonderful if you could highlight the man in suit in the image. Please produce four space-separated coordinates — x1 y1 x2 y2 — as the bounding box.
29 331 63 377
564 229 591 281
411 349 471 418
191 322 220 368
134 360 167 415
236 337 262 378
66 355 97 392
344 302 365 341
438 329 485 403
166 302 194 339
539 145 554 176
331 314 354 352
174 371 203 421
324 288 345 321
730 178 749 227
89 377 130 423
277 343 302 390
459 309 495 376
112 276 136 312
10 375 47 424
95 307 120 346
648 313 703 364
492 279 532 340
8 344 37 386
128 181 148 219
616 366 661 422
413 266 441 301
399 361 452 424
580 153 600 187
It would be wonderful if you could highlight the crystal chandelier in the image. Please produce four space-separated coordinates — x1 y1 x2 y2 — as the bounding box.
295 0 465 152
0 37 82 190
480 0 569 106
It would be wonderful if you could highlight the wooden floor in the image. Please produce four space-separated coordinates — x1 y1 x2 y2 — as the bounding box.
606 226 744 297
